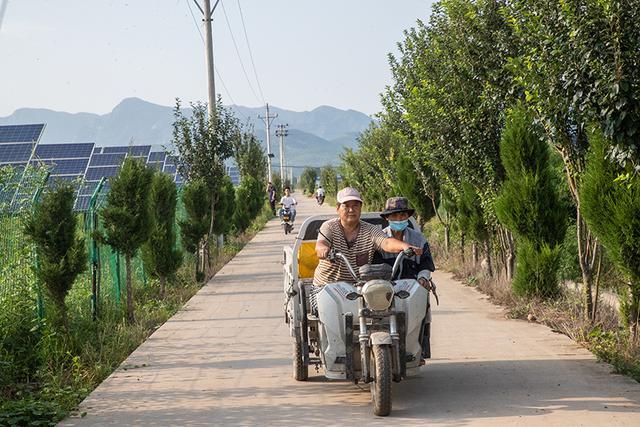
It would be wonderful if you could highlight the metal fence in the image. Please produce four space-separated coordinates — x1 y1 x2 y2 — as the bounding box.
0 164 176 321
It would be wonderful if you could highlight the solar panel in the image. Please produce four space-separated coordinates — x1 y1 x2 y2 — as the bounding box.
148 152 166 162
163 164 177 174
85 166 120 181
0 143 34 164
30 158 90 175
0 124 45 144
89 153 126 167
74 196 91 211
102 145 152 157
34 143 94 159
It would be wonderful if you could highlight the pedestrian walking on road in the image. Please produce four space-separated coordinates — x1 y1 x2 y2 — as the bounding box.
267 181 276 215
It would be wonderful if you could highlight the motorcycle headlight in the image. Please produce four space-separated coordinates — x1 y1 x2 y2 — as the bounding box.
361 280 394 311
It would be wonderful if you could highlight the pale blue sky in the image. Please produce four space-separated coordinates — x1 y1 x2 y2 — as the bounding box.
0 1 433 116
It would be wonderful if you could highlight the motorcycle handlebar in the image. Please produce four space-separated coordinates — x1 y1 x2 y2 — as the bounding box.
391 248 414 280
330 251 360 282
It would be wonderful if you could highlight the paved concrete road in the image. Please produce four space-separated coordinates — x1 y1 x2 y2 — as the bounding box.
63 194 640 426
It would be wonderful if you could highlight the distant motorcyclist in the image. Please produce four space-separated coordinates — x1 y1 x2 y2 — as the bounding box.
373 196 436 361
279 186 297 223
314 187 422 287
315 186 325 205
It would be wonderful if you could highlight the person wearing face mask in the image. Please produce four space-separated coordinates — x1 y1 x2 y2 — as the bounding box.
374 197 435 280
373 197 436 361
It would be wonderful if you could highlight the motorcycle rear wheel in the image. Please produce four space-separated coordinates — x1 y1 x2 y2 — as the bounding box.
293 341 308 381
370 344 392 416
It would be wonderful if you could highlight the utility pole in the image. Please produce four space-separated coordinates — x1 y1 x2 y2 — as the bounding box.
0 1 8 33
258 103 278 182
275 124 289 184
193 0 220 118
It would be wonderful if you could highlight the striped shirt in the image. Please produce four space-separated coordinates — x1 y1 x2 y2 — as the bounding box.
313 218 388 286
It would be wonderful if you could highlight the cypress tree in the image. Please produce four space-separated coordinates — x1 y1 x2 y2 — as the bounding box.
24 183 86 328
179 178 211 282
98 158 153 323
495 105 567 297
580 130 640 336
142 172 183 297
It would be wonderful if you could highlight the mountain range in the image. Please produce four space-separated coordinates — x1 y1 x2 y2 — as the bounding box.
0 98 373 171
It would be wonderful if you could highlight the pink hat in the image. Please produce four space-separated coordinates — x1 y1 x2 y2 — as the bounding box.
337 187 363 204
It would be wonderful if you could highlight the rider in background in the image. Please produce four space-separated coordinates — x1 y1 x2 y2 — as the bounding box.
315 185 325 204
279 186 297 223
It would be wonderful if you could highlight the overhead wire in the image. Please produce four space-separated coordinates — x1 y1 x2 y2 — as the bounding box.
219 0 263 105
185 0 237 107
236 0 265 102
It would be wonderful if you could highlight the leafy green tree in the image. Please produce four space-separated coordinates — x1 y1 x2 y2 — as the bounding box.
171 98 237 273
340 123 397 209
213 175 236 235
495 105 567 297
580 130 640 336
179 178 211 281
320 166 338 197
393 152 435 225
98 158 153 323
233 129 267 183
24 184 86 328
506 0 640 314
233 177 265 231
298 167 318 195
142 172 183 297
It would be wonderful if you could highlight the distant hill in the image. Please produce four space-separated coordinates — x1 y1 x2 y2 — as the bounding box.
0 98 373 171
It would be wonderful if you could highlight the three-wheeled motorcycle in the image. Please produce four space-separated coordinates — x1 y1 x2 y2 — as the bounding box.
283 213 434 416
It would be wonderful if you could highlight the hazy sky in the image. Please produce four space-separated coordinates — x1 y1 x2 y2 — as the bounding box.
0 1 433 117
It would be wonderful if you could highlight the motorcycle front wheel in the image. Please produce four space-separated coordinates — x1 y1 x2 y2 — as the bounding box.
370 344 392 416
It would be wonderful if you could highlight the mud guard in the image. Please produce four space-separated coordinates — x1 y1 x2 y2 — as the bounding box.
370 331 393 345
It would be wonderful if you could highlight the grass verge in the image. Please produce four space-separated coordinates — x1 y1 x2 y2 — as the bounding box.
0 205 273 426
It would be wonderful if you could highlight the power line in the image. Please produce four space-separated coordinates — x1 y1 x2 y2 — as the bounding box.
219 0 263 105
236 0 265 102
185 0 237 106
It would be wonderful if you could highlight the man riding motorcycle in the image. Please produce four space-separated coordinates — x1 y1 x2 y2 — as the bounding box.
373 197 437 361
279 186 297 223
314 187 422 287
315 186 325 205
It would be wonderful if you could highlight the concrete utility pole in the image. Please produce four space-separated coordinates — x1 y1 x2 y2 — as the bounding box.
0 1 8 34
275 124 289 184
258 103 278 182
194 0 220 118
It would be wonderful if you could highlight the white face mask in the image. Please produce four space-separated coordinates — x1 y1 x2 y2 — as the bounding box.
389 220 409 231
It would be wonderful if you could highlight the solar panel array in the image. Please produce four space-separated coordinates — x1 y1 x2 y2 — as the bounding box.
1 124 236 211
0 124 45 168
31 143 94 184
